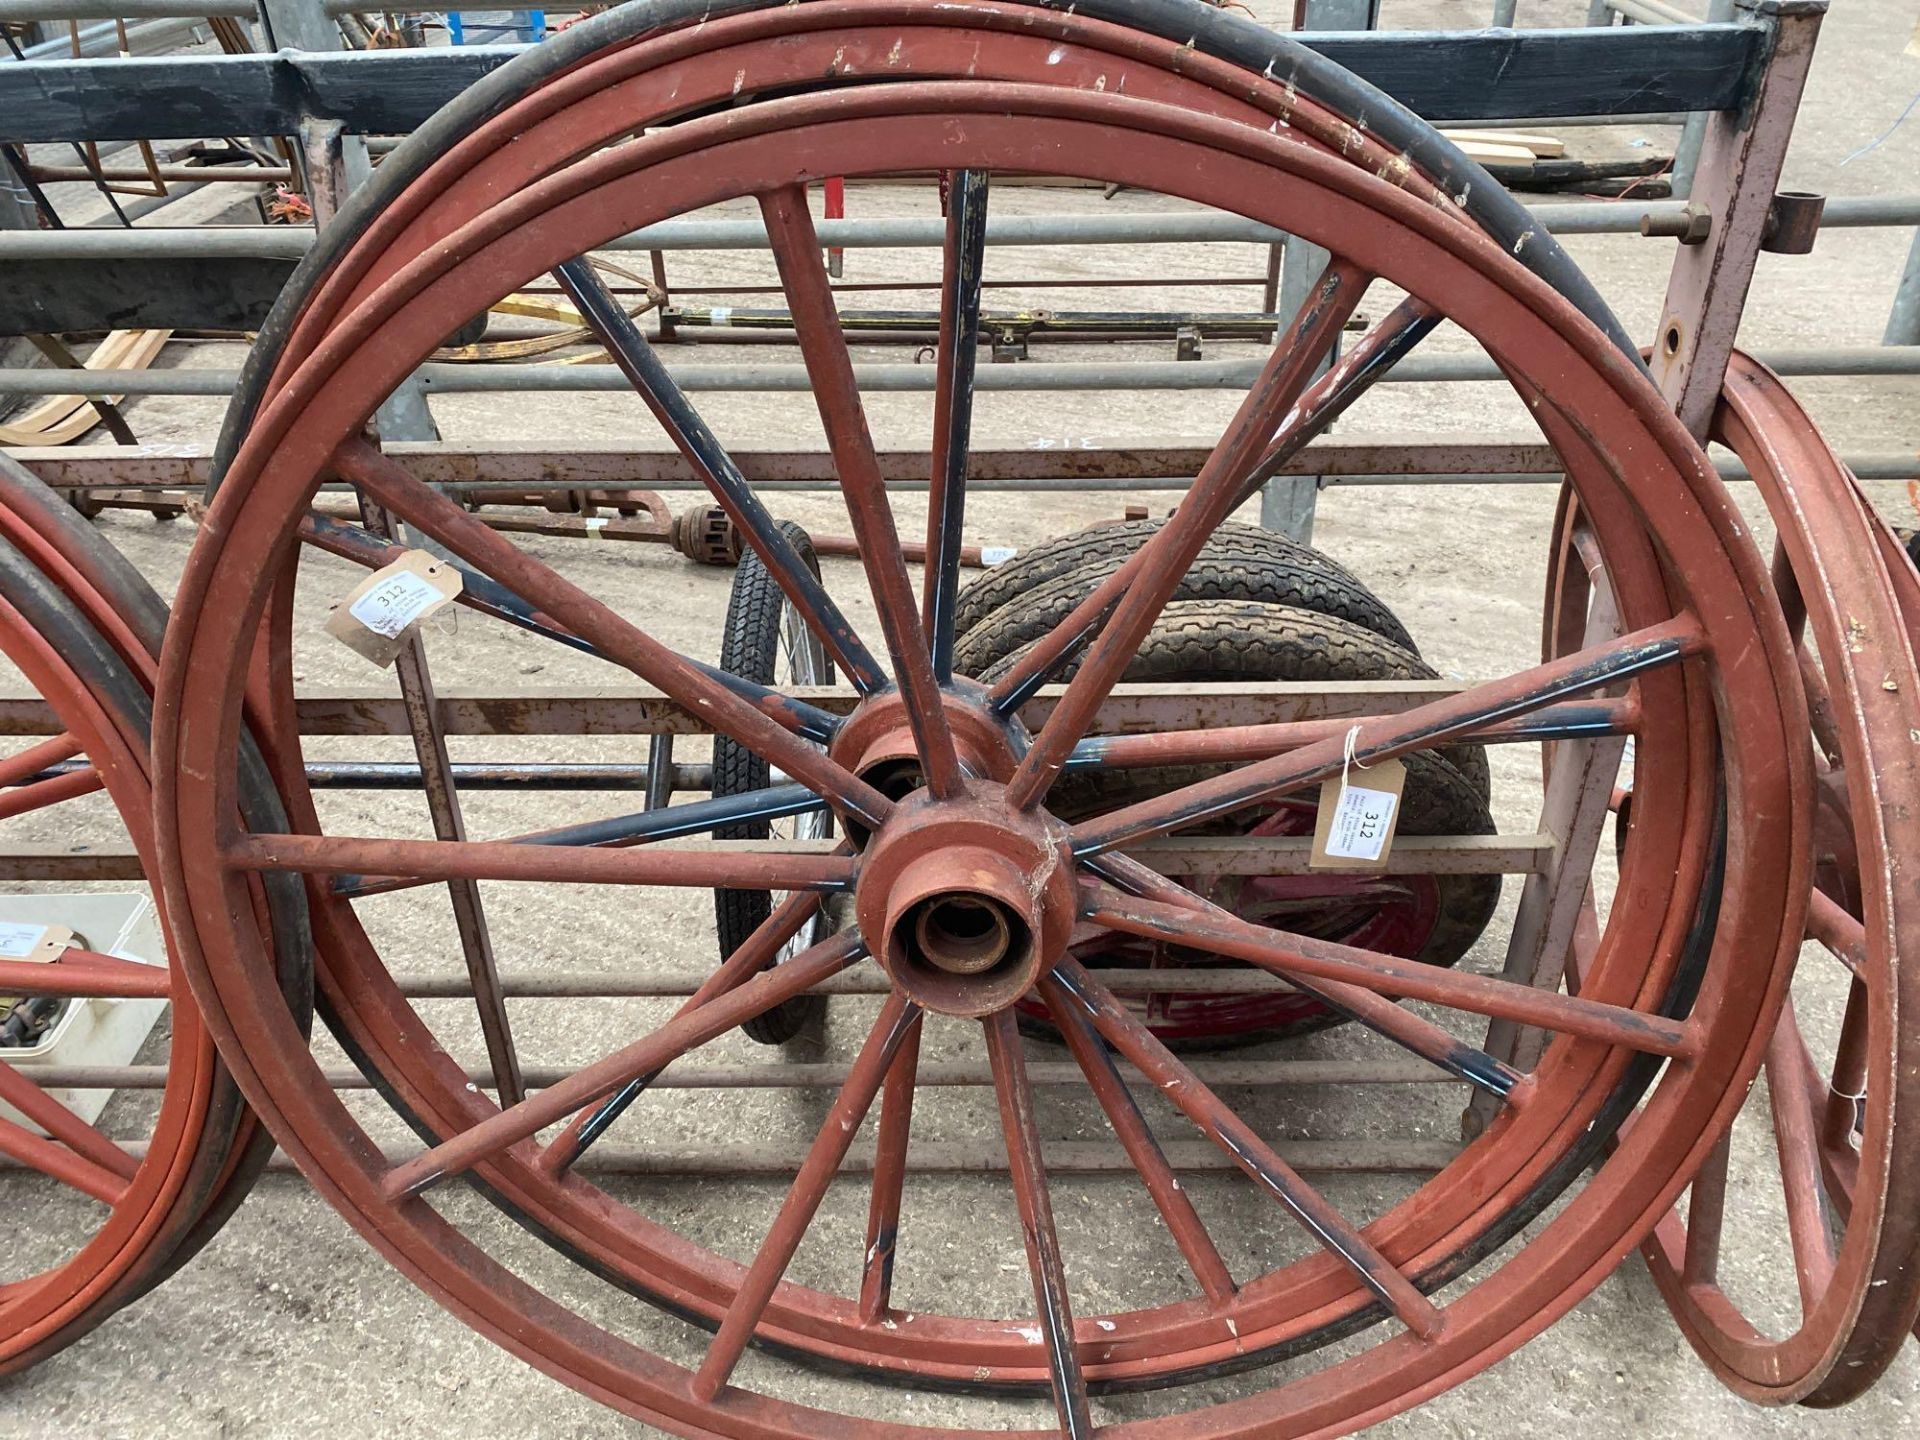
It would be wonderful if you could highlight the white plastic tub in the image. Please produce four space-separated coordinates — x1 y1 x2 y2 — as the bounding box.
0 892 167 1129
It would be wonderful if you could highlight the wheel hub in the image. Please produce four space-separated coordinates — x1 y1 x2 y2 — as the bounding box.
853 781 1075 1018
829 677 1026 801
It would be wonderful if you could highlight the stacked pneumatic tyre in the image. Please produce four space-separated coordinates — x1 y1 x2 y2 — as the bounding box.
953 519 1498 1046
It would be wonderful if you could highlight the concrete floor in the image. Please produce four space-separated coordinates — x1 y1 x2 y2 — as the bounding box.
3 0 1919 1435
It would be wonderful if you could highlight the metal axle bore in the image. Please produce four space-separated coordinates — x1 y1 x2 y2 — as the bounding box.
878 847 1043 1017
911 893 1020 976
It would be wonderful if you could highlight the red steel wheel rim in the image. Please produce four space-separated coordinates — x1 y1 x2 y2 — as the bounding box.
0 561 219 1370
158 42 1807 1440
1620 354 1920 1406
210 90 1726 1381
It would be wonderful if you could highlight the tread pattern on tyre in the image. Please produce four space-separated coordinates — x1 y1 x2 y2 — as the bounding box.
993 599 1501 1006
981 596 1489 798
953 518 1410 653
712 521 831 1045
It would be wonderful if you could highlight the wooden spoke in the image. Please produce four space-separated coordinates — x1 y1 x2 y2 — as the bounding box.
1084 884 1693 1058
1765 1004 1839 1312
857 1019 923 1325
334 440 888 824
691 994 921 1400
1229 296 1442 508
305 507 844 743
1820 980 1870 1154
1073 616 1703 857
1681 1128 1732 1289
1040 975 1237 1306
0 765 104 822
332 784 825 900
759 184 965 799
1070 696 1638 772
1805 888 1867 980
1051 958 1442 1339
0 732 84 789
923 169 990 683
353 486 523 1110
300 511 595 660
1005 260 1372 811
554 255 889 694
382 932 865 1199
983 1009 1094 1439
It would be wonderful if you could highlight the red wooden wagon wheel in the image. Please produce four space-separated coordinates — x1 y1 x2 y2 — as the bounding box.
0 459 309 1371
156 2 1810 1432
1549 354 1920 1407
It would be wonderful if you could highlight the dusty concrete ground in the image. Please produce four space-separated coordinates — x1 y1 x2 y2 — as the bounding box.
3 0 1919 1435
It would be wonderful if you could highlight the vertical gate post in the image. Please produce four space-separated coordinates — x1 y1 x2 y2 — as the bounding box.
1650 0 1826 438
266 0 440 441
1259 0 1378 542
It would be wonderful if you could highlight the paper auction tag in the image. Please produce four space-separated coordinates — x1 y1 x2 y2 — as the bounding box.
1310 729 1406 871
0 921 75 964
324 550 463 667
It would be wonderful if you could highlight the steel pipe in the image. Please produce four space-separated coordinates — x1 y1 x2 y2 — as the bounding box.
0 1136 1460 1178
16 1054 1459 1090
3 345 1913 397
1605 0 1695 24
11 15 211 59
3 195 1915 264
0 0 250 16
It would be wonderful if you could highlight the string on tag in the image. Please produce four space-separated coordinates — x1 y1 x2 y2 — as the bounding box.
1339 724 1372 793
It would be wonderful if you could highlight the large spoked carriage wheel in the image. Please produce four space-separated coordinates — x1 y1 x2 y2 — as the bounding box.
1547 354 1920 1408
0 459 309 1371
156 2 1807 1433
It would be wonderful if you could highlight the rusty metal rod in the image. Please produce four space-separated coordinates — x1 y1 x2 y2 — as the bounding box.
5 1056 1465 1090
11 442 1920 490
4 194 1914 260
4 346 1915 396
0 1137 1460 1177
27 163 291 183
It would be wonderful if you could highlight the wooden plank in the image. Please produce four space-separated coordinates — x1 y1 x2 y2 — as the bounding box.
0 27 1762 143
1447 140 1539 166
1440 128 1567 157
0 257 296 337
